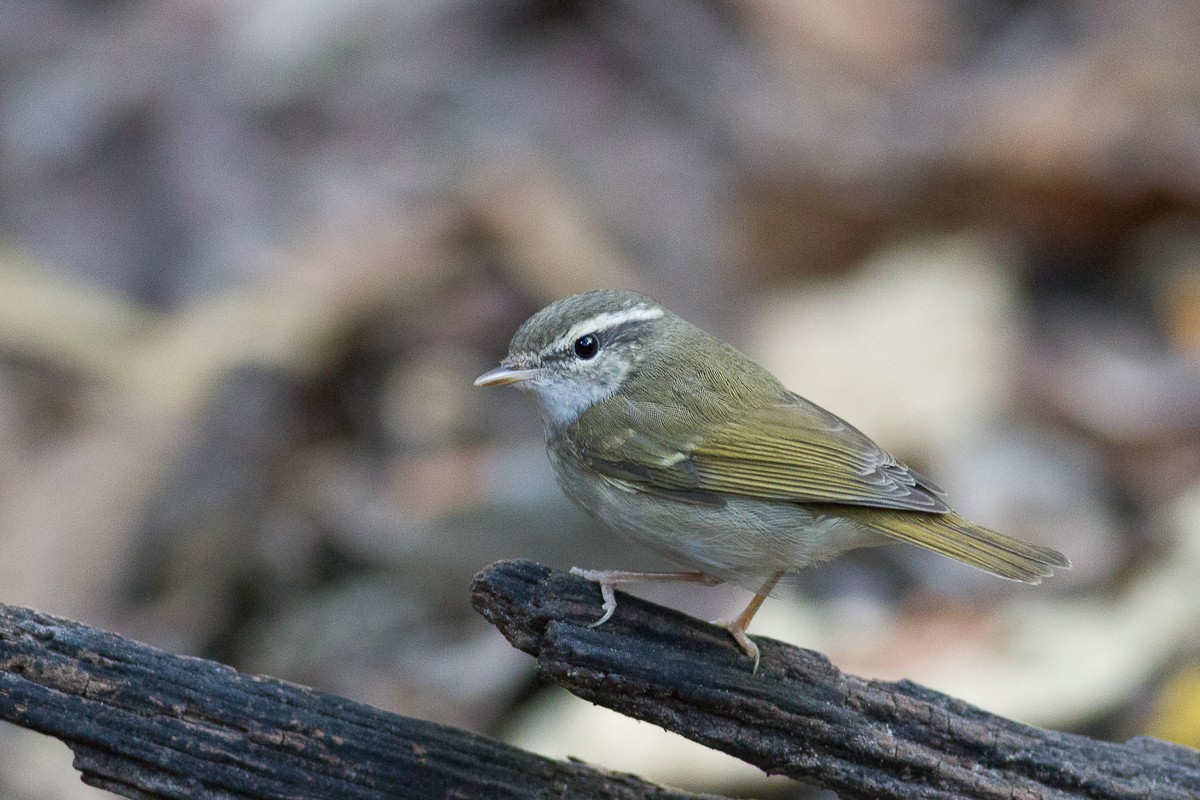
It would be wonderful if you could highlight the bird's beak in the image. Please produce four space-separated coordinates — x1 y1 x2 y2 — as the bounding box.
474 363 540 387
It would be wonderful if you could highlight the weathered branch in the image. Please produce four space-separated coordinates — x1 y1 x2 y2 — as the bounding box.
471 559 1200 800
0 602 713 800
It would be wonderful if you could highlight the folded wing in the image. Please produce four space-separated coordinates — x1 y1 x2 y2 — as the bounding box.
578 397 949 513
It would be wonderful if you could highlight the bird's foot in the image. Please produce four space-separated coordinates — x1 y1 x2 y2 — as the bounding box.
568 568 717 628
719 622 760 674
712 569 786 674
569 568 619 627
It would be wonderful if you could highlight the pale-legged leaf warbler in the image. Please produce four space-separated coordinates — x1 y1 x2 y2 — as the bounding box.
476 290 1070 671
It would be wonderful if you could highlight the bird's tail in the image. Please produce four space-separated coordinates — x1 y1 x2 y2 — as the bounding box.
840 508 1071 583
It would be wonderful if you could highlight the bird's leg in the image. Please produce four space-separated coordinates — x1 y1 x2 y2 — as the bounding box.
568 568 719 628
717 569 786 673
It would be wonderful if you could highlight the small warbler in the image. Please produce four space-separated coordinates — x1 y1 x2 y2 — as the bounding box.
476 290 1070 670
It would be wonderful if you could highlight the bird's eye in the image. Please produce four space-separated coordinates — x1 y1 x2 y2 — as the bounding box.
573 333 599 359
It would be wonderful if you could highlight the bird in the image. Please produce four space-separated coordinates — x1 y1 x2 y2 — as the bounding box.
475 289 1070 670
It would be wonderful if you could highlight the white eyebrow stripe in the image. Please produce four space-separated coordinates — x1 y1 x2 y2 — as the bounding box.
547 305 665 354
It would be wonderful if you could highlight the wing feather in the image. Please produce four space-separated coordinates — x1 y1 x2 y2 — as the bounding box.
691 402 948 511
573 395 949 513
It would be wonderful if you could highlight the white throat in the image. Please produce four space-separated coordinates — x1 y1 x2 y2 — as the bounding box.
529 372 623 432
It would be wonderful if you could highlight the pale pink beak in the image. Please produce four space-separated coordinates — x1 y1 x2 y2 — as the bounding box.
474 364 540 387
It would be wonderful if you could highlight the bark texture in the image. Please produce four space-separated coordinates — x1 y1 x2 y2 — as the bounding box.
0 601 711 800
471 559 1200 800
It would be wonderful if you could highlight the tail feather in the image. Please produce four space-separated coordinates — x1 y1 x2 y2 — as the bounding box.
840 509 1071 584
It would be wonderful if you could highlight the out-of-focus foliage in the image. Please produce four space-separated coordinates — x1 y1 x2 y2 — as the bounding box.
1146 663 1200 751
1 2 1198 797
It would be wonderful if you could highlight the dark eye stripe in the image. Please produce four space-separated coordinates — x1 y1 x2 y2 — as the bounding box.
538 318 656 363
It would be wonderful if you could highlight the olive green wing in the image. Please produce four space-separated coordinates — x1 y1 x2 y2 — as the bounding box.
689 401 950 512
572 397 1071 583
573 423 729 507
575 397 949 513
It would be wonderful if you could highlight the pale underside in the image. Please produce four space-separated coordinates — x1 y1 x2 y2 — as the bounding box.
549 443 889 592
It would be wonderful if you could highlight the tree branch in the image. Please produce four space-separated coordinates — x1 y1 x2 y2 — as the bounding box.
0 601 712 800
471 559 1200 800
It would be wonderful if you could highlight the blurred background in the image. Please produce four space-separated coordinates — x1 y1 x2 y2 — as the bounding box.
1 1 1199 797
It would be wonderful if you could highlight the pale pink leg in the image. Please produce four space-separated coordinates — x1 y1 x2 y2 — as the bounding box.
717 570 786 673
569 568 720 627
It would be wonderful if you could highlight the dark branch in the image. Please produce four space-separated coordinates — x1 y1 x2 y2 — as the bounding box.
0 602 713 800
471 559 1200 800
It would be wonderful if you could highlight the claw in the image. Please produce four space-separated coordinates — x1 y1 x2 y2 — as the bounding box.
722 623 761 673
590 582 617 628
567 567 731 640
570 568 619 627
717 569 786 674
712 612 762 672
